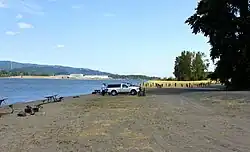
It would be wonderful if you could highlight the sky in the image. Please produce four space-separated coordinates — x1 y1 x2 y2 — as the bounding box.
0 0 213 77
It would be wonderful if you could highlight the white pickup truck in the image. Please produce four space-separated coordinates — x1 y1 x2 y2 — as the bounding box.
105 83 140 96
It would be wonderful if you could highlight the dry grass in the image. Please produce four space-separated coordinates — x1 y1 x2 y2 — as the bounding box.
148 80 212 84
143 79 217 88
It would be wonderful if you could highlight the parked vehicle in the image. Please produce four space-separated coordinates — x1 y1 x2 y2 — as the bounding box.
106 83 140 96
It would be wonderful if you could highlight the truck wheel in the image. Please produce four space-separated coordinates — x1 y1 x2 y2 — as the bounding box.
130 89 137 95
111 90 117 96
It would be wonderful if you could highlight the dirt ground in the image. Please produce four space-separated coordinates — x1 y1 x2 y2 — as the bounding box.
1 88 250 152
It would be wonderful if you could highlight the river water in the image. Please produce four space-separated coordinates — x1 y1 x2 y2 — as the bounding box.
0 78 143 104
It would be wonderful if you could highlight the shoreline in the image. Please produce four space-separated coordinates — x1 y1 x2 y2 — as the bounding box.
0 78 142 107
0 94 92 116
1 86 220 107
16 93 90 106
1 93 91 107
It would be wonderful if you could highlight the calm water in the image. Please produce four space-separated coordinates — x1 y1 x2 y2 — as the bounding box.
0 78 143 104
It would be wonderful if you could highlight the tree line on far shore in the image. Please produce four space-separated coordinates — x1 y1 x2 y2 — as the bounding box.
0 70 160 80
0 70 50 77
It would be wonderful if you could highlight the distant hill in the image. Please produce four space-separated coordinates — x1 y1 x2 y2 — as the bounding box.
0 61 159 80
0 61 111 75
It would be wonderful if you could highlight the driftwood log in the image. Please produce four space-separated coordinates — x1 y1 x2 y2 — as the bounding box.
17 111 26 117
9 105 14 114
33 104 43 112
0 105 14 118
24 105 35 115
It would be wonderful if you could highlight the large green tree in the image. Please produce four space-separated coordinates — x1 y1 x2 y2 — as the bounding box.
192 52 210 80
173 51 209 81
185 0 250 89
174 51 193 80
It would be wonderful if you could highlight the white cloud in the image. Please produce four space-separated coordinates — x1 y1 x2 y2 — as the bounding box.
0 1 6 8
56 44 64 48
103 13 116 17
18 22 34 29
5 31 20 36
16 14 23 19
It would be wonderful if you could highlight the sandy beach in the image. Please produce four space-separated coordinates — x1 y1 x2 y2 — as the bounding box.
1 88 250 152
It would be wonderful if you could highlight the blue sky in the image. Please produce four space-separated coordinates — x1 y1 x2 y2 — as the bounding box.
0 0 213 77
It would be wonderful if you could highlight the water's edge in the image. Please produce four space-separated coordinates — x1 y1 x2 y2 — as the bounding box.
0 78 144 105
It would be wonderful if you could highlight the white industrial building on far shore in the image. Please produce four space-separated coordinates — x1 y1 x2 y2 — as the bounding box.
68 74 110 80
69 74 84 78
82 75 110 79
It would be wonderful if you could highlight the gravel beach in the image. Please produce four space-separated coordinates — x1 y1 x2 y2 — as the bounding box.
1 88 250 152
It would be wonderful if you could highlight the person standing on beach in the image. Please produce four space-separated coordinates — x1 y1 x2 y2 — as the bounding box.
101 83 107 96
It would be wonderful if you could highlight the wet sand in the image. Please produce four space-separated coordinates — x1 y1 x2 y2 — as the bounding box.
1 88 250 152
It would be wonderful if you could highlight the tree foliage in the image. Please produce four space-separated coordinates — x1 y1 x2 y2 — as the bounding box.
0 70 50 77
186 0 250 89
173 51 209 81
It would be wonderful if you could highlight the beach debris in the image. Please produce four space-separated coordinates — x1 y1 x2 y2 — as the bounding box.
0 104 14 118
24 105 35 115
32 107 39 112
17 104 44 117
92 90 101 94
32 104 43 112
73 96 80 98
17 111 26 117
9 105 14 114
36 104 44 108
